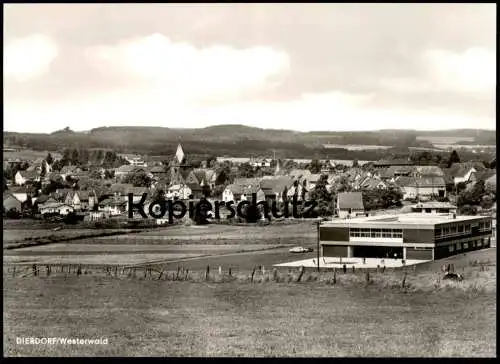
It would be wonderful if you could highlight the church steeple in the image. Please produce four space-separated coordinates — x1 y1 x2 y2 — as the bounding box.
175 143 185 164
275 159 281 175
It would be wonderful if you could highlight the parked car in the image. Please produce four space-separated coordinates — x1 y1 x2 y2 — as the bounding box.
289 246 313 253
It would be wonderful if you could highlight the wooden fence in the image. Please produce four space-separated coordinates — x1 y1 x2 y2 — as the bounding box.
3 263 415 287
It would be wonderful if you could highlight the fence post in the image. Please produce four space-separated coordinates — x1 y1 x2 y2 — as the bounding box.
401 271 407 289
365 271 370 284
228 268 232 277
205 265 210 281
296 266 305 282
333 268 337 284
177 267 181 280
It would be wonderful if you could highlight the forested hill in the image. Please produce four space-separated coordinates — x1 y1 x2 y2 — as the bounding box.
3 125 496 160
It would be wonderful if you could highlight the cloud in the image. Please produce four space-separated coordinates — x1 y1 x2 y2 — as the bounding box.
4 34 59 82
424 47 495 93
2 4 496 132
379 47 496 94
83 33 291 103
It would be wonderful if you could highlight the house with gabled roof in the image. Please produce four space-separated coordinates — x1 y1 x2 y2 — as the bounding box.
336 192 365 219
53 188 73 202
38 197 74 215
379 166 413 181
289 169 312 182
241 184 265 202
27 158 51 174
97 196 126 216
7 185 29 203
167 184 192 200
114 165 137 179
15 170 41 186
64 190 98 211
3 192 22 213
444 162 486 186
394 175 446 200
260 176 294 202
286 180 307 201
149 165 167 180
184 170 202 186
186 182 204 199
412 165 444 177
60 165 82 180
485 173 496 193
469 169 496 185
222 184 244 203
356 177 387 191
222 180 265 203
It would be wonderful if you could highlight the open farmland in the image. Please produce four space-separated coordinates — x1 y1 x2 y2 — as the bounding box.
3 222 317 267
3 247 496 357
3 229 129 243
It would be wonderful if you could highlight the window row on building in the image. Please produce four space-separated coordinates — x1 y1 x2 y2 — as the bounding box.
479 221 492 231
436 224 470 238
435 221 491 238
448 239 486 253
349 228 403 239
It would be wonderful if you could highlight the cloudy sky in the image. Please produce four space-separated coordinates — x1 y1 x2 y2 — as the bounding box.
4 3 496 133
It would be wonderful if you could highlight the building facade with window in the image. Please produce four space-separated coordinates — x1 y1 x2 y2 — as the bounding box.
319 213 492 261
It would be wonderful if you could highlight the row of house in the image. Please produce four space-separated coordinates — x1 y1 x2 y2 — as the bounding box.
4 148 496 221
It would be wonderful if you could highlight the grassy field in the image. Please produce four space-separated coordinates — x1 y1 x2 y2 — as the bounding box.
3 229 136 250
4 223 317 267
3 229 131 243
3 248 496 357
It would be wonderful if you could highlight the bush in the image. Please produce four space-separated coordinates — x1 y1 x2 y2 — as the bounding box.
458 205 477 215
5 208 21 219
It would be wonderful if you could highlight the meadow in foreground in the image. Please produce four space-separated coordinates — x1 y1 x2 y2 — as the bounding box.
3 251 496 357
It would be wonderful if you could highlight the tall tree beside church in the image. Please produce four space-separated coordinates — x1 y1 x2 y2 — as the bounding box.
310 175 334 217
45 153 54 166
448 150 461 168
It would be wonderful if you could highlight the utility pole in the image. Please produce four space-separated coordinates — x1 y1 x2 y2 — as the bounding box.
317 220 321 272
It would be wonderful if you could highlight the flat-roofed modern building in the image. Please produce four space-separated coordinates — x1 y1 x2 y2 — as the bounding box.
410 202 457 215
320 213 492 261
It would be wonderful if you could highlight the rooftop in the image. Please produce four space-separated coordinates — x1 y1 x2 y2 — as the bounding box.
411 202 457 209
322 213 490 227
